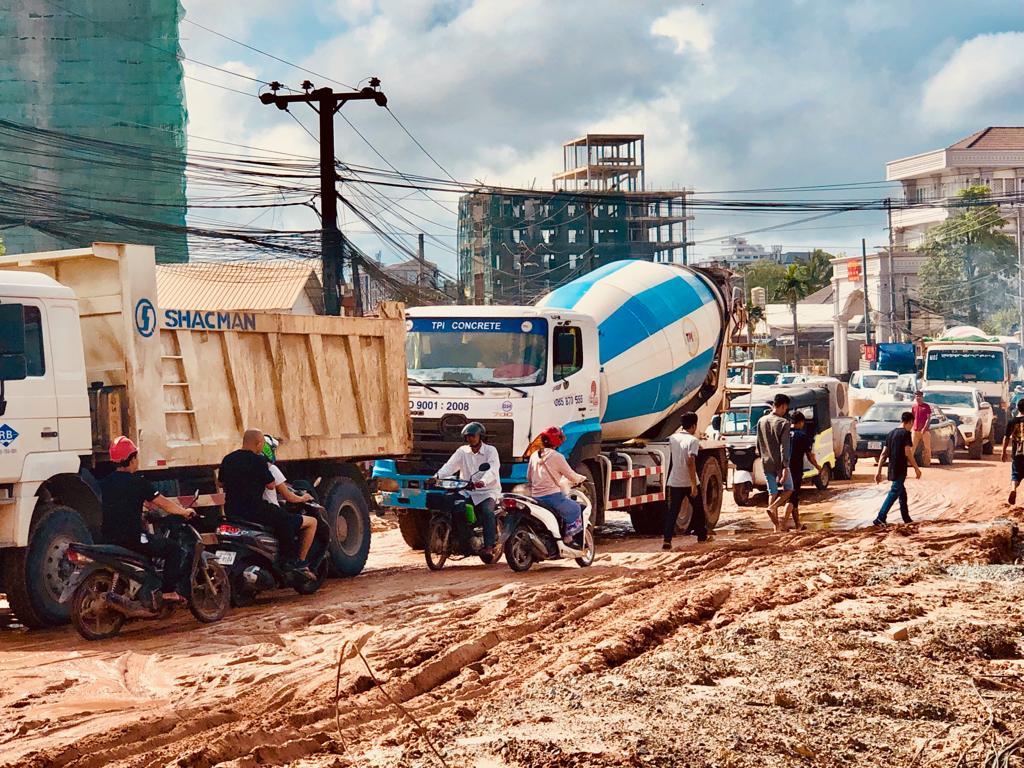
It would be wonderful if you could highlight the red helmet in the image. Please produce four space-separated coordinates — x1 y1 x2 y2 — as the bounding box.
109 436 138 464
540 426 566 448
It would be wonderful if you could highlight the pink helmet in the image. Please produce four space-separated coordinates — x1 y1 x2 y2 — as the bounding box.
109 436 138 464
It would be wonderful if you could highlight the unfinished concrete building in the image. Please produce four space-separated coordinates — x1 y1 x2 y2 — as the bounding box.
458 134 690 304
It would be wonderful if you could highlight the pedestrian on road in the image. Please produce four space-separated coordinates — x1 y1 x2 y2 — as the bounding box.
1000 398 1024 505
783 411 821 531
664 411 703 550
911 391 932 466
757 392 792 532
872 411 921 526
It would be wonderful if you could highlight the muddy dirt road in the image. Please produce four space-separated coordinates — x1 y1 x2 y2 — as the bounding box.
1 459 1022 767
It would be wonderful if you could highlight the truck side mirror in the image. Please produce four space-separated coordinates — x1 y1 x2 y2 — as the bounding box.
0 304 28 416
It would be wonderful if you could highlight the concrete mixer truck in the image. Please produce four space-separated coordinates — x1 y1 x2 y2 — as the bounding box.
374 259 736 546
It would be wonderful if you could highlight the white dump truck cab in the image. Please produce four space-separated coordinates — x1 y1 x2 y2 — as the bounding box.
374 305 603 515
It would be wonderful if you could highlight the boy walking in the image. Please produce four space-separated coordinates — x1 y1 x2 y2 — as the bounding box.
757 393 792 532
783 411 821 531
664 412 702 550
872 411 921 525
1001 398 1024 505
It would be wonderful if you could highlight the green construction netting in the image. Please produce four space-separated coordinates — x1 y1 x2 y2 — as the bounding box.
0 0 188 262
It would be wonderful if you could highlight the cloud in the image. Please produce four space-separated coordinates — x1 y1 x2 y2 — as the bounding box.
920 31 1024 128
650 5 713 55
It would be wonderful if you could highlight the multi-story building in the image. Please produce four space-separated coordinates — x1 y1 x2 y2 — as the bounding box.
886 127 1024 248
458 134 690 304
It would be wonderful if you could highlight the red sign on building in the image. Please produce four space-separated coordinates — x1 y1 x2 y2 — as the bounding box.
847 260 862 282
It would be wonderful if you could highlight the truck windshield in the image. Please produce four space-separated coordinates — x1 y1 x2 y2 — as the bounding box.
926 350 1005 383
723 408 768 435
406 317 548 385
923 390 975 408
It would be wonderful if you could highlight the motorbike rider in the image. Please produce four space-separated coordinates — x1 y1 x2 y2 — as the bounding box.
261 434 318 571
218 429 313 580
528 426 587 545
429 422 500 559
100 436 196 604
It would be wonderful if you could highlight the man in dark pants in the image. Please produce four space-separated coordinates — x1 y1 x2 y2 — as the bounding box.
219 428 312 579
783 411 822 531
1001 398 1024 505
663 412 704 549
101 436 196 604
872 411 921 525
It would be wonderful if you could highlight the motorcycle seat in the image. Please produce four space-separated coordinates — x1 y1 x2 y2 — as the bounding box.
224 518 275 534
72 543 152 566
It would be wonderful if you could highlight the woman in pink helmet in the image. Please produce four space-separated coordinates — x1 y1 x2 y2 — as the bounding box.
527 426 587 544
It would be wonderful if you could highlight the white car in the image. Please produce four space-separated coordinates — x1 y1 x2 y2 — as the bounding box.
777 373 809 386
849 369 899 391
921 385 994 459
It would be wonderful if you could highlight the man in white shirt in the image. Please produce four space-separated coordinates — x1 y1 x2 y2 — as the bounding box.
431 422 501 557
262 435 317 578
663 412 702 550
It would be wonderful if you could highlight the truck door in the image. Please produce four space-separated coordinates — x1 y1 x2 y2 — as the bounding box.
0 301 59 482
551 323 599 424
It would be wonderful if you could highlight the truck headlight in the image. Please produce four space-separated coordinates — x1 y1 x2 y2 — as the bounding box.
377 478 399 492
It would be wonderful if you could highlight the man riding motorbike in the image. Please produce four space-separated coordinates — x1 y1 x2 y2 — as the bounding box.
218 429 313 580
528 426 587 545
100 436 196 604
261 434 318 570
428 422 500 559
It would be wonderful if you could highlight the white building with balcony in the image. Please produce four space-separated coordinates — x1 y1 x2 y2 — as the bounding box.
886 127 1024 247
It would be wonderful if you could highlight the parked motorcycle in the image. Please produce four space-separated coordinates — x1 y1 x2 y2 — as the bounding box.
213 493 331 607
423 465 503 570
61 511 231 640
499 487 596 572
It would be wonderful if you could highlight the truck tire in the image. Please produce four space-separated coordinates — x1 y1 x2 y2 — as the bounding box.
732 481 753 507
698 457 724 531
397 511 428 551
2 506 92 628
628 504 661 536
573 462 600 527
813 463 832 491
994 410 1007 444
969 437 983 460
321 476 371 577
837 439 856 480
983 437 994 456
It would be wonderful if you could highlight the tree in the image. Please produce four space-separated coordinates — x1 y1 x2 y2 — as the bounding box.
745 301 766 341
778 264 812 370
982 308 1019 337
918 185 1016 326
799 249 833 292
742 259 787 300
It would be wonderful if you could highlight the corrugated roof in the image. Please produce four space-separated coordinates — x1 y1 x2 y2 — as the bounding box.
948 127 1024 150
156 261 323 313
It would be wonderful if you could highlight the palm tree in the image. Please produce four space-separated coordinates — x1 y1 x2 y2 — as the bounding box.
745 301 765 342
777 264 812 371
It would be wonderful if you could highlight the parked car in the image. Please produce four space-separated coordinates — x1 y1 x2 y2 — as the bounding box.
873 379 900 402
778 373 810 386
752 371 780 386
921 384 994 460
726 385 858 505
850 369 899 391
893 373 919 401
855 401 957 465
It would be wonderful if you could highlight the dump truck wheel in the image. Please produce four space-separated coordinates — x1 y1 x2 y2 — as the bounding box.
397 511 428 550
628 504 660 536
322 476 371 577
2 506 91 628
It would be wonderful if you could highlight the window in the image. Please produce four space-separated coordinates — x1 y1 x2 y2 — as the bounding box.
23 305 45 377
553 325 584 381
568 229 579 244
567 204 578 216
541 227 556 245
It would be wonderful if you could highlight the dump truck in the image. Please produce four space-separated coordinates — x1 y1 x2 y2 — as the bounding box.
0 243 410 627
373 258 735 544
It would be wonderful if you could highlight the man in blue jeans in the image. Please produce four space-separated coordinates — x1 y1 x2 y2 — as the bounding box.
872 411 921 525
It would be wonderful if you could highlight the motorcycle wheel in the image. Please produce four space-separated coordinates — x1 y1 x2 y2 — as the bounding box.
231 576 258 608
504 529 535 573
71 570 124 641
575 525 596 568
294 558 329 596
189 556 231 623
425 519 452 571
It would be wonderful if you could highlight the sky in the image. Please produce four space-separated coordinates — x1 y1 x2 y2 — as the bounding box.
179 0 1024 272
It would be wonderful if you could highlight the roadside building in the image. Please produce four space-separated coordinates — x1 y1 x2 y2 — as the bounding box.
156 261 324 315
457 134 690 304
887 127 1024 248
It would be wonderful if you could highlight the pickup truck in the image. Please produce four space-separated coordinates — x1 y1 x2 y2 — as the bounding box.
921 384 993 460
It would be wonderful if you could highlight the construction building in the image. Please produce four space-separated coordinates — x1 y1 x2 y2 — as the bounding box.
458 134 690 304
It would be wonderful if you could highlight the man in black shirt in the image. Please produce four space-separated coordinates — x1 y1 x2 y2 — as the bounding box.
100 436 195 603
1000 398 1024 505
872 411 921 525
218 429 310 578
783 411 822 531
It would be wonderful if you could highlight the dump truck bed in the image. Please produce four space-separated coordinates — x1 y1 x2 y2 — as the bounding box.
0 243 410 468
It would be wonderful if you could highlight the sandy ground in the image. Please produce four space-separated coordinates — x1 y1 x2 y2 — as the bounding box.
1 456 1023 767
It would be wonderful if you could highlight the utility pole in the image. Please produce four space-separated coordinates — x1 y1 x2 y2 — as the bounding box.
260 79 387 315
861 238 871 347
886 198 896 342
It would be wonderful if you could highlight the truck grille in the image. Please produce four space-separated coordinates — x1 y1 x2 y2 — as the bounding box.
396 417 517 476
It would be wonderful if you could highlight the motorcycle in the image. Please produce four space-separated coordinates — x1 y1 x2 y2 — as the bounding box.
499 486 596 572
213 492 332 607
61 509 231 640
423 464 504 570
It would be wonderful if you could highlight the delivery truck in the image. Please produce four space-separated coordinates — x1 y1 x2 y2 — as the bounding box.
0 243 411 627
373 258 736 544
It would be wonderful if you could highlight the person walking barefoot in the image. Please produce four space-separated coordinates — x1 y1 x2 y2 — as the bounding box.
1001 398 1024 505
757 393 792 532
